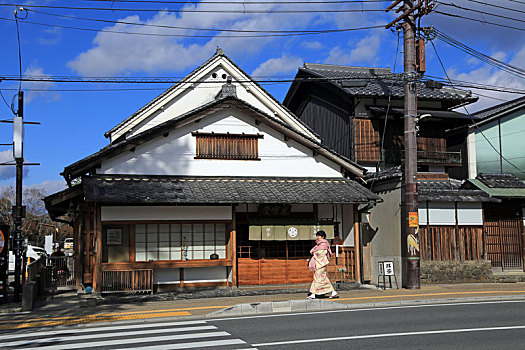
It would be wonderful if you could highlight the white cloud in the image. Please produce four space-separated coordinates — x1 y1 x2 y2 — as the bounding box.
67 3 391 76
26 179 67 195
251 55 303 77
324 34 382 65
23 65 60 103
0 150 15 180
450 46 525 112
301 41 323 50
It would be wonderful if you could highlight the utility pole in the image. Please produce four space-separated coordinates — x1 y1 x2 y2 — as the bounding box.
13 91 24 301
386 1 432 289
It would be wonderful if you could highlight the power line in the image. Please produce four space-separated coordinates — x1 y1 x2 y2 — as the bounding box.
25 8 376 34
428 27 525 80
436 2 525 24
84 0 392 3
433 11 525 32
429 38 525 175
0 16 384 38
465 0 525 15
0 3 386 13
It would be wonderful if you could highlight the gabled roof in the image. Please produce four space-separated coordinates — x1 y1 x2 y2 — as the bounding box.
105 49 319 142
82 175 380 204
470 96 525 126
463 173 525 198
284 63 477 108
62 96 365 182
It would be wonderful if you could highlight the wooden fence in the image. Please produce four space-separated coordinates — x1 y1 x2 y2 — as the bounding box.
420 226 484 261
237 246 355 285
101 269 153 294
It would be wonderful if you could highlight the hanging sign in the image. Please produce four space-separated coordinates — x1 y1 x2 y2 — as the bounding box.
408 212 419 227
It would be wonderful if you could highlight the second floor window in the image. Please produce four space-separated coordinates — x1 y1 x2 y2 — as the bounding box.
193 132 262 160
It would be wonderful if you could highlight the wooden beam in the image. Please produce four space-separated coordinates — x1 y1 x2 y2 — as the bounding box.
74 218 82 291
93 205 103 292
353 205 362 284
129 225 136 263
231 206 238 287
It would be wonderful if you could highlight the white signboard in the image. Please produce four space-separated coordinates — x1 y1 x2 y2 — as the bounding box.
383 261 394 276
379 261 395 276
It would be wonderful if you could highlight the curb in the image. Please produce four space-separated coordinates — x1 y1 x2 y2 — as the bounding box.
204 294 525 319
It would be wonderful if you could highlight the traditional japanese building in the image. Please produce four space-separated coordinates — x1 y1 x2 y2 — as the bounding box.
44 50 379 293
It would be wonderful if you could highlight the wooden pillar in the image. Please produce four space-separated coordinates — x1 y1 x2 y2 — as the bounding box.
353 205 361 284
73 218 82 291
129 225 136 263
231 206 238 287
93 205 103 292
454 202 459 260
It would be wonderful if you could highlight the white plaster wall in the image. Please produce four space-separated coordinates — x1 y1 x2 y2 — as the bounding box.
457 202 483 225
427 202 456 225
184 266 228 283
342 204 355 247
419 202 482 225
122 58 315 141
101 206 232 221
418 204 428 225
99 110 342 178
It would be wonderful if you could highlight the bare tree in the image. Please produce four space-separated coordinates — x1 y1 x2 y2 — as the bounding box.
0 186 72 247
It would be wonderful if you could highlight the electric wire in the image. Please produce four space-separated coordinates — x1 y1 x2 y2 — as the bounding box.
433 11 525 32
24 8 377 34
436 1 525 24
0 3 386 13
83 0 392 4
370 29 401 190
465 0 525 15
0 16 385 38
429 28 525 80
429 39 525 175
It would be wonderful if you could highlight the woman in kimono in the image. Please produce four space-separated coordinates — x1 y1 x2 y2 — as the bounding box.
307 231 338 299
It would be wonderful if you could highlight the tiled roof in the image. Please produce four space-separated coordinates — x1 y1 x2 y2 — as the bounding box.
301 63 476 103
365 166 403 183
418 179 498 202
476 173 525 189
472 96 525 120
82 175 380 204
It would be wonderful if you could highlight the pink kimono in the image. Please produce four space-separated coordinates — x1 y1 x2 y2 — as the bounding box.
308 238 335 295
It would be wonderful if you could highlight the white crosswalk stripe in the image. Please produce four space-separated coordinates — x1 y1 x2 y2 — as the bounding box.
0 319 257 349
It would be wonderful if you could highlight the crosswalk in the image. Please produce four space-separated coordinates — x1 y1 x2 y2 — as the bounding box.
0 320 257 349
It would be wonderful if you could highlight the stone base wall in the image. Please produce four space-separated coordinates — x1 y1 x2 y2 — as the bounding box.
421 260 494 284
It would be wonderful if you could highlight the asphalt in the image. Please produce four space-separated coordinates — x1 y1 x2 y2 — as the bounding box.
0 282 525 330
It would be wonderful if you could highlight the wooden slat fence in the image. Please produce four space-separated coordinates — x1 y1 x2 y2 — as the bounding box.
420 226 484 261
101 269 153 294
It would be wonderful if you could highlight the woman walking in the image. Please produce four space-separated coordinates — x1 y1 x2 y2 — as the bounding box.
307 231 338 299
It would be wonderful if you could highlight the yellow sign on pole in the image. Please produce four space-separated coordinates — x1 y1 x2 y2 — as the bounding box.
408 212 419 227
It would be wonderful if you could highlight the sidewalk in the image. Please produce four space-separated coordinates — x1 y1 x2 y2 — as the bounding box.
1 282 525 330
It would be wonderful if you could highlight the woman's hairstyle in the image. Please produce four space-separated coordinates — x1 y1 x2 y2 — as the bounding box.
316 230 326 239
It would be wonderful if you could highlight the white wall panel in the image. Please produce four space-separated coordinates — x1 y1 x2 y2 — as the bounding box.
457 202 483 225
427 202 456 226
101 206 232 221
99 112 342 178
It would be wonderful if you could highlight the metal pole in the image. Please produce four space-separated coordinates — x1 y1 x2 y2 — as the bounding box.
403 1 420 289
13 91 24 301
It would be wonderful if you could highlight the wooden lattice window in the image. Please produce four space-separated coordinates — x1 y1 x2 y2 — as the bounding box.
193 132 262 160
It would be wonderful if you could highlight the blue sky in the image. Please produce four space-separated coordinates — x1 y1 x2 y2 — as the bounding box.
0 0 523 194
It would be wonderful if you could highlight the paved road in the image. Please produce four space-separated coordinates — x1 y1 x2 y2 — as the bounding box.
0 299 523 349
209 299 525 350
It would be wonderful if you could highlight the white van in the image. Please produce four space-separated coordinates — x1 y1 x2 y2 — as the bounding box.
64 238 73 250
